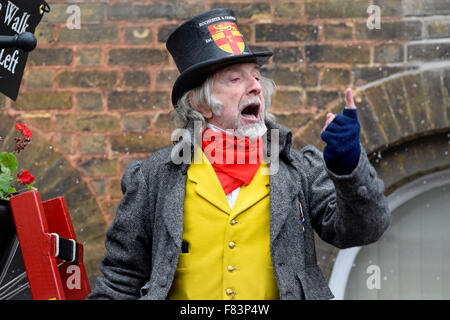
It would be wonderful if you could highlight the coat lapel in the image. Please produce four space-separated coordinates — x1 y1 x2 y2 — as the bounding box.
231 164 270 219
265 119 297 245
269 162 293 244
161 121 197 246
188 146 231 214
161 170 187 247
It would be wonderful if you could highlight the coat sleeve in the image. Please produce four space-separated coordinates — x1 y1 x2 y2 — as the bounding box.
86 161 152 299
295 144 391 249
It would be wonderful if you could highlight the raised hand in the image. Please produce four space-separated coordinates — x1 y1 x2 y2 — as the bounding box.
320 88 361 175
322 88 356 133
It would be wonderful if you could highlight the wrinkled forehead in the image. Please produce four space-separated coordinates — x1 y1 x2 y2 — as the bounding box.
214 62 260 78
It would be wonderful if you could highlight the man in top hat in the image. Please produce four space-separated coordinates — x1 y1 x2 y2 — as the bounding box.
87 8 390 300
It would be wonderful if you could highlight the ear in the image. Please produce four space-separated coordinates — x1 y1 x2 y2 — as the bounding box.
189 91 212 119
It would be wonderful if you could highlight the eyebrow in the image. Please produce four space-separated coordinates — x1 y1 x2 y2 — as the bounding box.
224 65 261 74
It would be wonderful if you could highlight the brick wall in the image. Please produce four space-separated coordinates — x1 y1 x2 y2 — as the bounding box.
1 0 449 285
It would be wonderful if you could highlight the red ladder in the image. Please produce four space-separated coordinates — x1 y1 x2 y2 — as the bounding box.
9 190 90 300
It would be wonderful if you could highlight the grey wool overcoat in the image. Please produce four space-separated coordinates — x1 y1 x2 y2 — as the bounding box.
87 118 391 300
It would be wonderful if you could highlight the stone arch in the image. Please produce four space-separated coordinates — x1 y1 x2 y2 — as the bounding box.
293 66 450 192
292 66 450 279
0 113 107 285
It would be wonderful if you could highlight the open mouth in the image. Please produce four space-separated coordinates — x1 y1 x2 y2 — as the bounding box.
240 102 260 122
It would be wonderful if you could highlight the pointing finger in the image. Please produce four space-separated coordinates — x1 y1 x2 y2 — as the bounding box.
345 88 357 109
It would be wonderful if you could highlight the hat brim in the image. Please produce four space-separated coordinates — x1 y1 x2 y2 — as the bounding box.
171 51 272 107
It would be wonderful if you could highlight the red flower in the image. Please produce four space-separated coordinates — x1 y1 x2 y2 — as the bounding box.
15 122 26 133
23 129 32 138
17 170 35 185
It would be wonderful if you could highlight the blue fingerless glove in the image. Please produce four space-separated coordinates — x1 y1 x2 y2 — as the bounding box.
320 108 361 175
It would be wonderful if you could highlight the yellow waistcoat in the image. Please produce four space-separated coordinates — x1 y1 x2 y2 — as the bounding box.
169 147 279 300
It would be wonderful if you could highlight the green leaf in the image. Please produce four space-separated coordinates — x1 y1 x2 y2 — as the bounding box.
0 152 18 174
7 186 16 194
26 182 36 190
0 165 11 176
0 171 13 194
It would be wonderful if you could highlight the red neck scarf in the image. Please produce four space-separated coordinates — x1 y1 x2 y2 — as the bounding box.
201 128 262 195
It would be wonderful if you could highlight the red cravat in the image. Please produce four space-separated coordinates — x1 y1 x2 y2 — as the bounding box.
201 128 262 195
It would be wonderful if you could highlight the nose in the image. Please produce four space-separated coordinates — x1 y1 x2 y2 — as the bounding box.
247 76 262 96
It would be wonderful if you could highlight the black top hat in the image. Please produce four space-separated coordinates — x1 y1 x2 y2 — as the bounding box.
166 8 273 107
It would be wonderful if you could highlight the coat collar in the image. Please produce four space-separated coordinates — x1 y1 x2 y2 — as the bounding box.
163 117 294 172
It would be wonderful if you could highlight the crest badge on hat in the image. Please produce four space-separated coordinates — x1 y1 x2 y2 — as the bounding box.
208 22 244 55
166 8 273 107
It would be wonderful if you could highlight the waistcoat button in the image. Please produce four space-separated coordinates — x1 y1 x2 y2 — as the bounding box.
226 288 235 298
